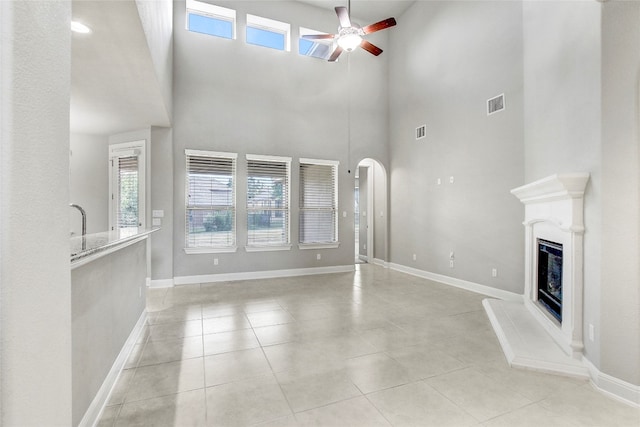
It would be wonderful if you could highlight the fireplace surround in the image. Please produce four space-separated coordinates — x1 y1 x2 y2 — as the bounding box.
511 173 590 358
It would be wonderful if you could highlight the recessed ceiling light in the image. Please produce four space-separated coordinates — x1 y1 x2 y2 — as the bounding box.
71 21 92 34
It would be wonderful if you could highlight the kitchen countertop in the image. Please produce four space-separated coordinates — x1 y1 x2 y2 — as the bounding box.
71 227 158 267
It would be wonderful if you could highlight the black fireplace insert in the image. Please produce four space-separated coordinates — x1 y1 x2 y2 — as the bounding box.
537 239 563 322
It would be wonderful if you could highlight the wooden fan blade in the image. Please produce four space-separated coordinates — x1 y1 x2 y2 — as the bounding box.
362 17 397 34
328 46 344 62
335 6 352 28
301 34 336 40
360 40 383 56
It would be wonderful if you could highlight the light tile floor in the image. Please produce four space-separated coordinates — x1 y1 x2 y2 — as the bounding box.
97 264 640 427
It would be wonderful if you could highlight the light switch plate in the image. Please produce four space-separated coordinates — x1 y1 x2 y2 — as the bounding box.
152 210 165 218
152 218 161 226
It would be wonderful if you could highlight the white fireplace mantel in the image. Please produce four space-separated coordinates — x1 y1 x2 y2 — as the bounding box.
484 173 591 379
510 173 591 204
511 173 589 359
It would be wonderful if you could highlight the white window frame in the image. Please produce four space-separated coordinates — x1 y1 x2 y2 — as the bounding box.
246 14 291 52
298 158 340 250
299 26 335 60
245 154 292 252
184 149 238 254
109 140 146 232
186 0 236 39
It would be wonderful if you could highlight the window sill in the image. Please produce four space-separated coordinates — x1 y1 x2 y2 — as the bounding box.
245 244 292 253
184 246 237 254
298 242 340 250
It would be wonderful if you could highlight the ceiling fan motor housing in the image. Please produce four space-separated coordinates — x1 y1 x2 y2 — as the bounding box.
338 25 364 51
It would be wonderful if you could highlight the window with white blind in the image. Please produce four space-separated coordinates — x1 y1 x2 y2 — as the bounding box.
109 141 146 234
185 150 237 253
299 158 339 248
246 154 291 251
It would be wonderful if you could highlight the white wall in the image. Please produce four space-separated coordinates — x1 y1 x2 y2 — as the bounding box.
358 165 368 258
70 133 110 235
135 0 174 119
599 0 640 386
150 126 174 281
372 161 387 262
523 0 640 387
71 240 147 425
388 0 525 293
171 0 389 277
522 0 603 368
0 1 73 424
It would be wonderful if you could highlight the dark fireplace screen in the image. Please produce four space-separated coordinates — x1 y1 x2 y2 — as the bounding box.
537 239 563 322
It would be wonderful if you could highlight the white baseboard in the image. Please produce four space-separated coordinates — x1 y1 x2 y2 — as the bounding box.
173 265 355 285
583 358 640 408
388 262 522 302
149 278 175 288
371 258 389 268
79 310 148 427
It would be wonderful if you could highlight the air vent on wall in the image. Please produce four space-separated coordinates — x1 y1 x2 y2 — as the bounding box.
415 124 426 140
487 93 505 115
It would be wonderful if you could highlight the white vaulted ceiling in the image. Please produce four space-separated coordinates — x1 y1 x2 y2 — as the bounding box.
296 0 414 23
70 1 412 136
71 0 170 135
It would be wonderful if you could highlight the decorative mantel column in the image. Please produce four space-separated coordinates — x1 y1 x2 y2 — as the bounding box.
511 173 590 358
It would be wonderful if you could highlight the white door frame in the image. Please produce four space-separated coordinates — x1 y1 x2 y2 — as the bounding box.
109 140 146 230
358 159 374 262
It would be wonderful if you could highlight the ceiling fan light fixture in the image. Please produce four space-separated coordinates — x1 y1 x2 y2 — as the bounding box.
337 33 362 52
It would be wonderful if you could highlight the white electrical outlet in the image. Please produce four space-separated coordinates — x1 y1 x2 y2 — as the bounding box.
589 324 595 341
152 218 161 226
343 211 347 218
214 258 219 266
363 244 366 250
492 268 498 277
449 251 455 259
316 253 321 260
450 260 454 268
437 178 441 185
449 176 455 184
412 254 417 261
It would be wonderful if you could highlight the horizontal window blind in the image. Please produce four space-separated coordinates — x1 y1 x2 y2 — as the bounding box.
299 160 338 244
185 152 236 248
117 155 139 229
247 156 290 246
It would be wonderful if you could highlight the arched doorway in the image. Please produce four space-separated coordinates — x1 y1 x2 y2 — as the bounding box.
354 158 388 265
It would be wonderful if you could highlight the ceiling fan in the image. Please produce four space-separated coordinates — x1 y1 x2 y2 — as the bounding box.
301 2 397 62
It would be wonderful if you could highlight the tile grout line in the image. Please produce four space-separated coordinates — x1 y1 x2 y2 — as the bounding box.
252 319 299 421
198 298 209 423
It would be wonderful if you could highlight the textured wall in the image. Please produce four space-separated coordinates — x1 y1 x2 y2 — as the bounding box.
72 240 147 425
150 126 174 280
522 0 604 376
135 0 174 119
0 1 73 424
388 0 525 293
70 133 110 235
599 0 640 386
